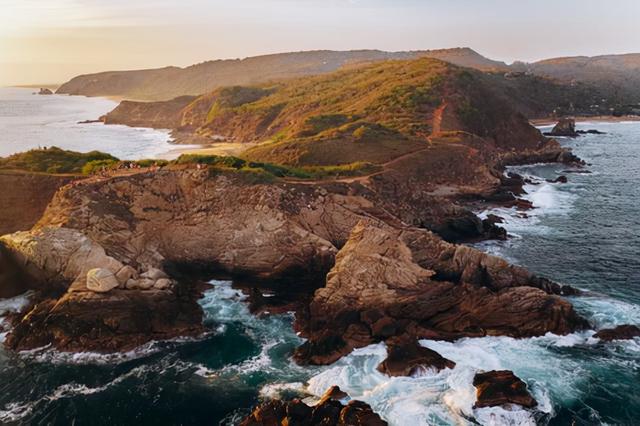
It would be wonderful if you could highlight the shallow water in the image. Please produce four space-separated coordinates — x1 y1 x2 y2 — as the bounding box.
0 87 185 160
0 122 639 425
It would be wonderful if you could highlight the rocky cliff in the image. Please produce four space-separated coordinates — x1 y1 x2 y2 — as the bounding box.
0 161 587 356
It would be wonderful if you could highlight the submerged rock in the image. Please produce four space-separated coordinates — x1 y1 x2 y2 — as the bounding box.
473 370 537 409
377 338 455 376
595 325 640 341
240 386 387 426
547 175 568 184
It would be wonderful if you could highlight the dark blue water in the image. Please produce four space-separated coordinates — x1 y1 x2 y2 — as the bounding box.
1 122 639 425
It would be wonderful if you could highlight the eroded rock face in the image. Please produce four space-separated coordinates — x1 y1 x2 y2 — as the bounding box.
240 386 387 426
473 370 537 409
1 168 586 355
377 338 455 377
295 221 588 365
595 325 640 341
0 227 201 352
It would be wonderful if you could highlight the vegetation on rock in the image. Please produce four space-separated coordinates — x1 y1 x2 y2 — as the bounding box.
0 147 118 174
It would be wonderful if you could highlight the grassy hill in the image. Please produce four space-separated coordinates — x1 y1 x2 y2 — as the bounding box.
56 49 509 101
104 57 553 167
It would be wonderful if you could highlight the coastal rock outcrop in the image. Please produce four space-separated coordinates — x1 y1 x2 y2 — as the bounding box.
0 227 201 351
295 220 588 364
377 338 455 376
4 282 204 352
0 166 587 355
546 118 578 137
472 370 537 409
240 386 387 426
594 325 640 341
37 88 53 95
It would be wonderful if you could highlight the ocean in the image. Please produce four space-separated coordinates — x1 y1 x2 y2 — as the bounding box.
1 98 639 425
0 87 179 160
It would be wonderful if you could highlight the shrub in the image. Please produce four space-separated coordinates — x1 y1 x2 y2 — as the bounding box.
0 147 118 174
82 159 120 175
135 159 169 168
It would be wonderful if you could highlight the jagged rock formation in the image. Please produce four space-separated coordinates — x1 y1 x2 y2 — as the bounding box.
240 386 387 426
37 88 53 95
0 163 587 354
295 220 588 365
473 370 537 409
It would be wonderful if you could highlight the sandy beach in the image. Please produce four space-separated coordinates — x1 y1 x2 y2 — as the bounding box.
159 142 261 160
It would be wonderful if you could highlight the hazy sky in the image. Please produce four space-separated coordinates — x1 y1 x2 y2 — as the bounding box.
1 0 639 86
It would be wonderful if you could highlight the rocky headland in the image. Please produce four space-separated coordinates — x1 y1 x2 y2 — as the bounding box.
0 55 618 423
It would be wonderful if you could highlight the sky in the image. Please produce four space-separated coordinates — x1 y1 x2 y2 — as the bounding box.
1 0 639 86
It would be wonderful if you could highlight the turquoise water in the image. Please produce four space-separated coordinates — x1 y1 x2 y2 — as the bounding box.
0 120 639 425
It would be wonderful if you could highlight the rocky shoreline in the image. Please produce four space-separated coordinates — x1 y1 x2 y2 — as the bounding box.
2 116 637 423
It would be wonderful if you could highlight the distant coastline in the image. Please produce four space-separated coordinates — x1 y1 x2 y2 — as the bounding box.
11 84 60 91
531 115 640 126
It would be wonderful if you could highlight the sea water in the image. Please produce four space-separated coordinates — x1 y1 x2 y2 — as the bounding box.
0 121 639 425
0 87 182 160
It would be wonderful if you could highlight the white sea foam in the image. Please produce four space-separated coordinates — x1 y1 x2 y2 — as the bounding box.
571 296 640 329
304 328 638 426
304 341 554 426
0 292 34 343
0 402 34 423
0 292 33 315
260 382 306 399
18 332 215 365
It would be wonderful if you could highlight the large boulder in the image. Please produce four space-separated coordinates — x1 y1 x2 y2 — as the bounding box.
473 370 537 409
86 268 120 293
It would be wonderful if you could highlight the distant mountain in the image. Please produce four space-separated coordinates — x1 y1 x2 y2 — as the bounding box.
56 48 509 101
525 53 640 103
